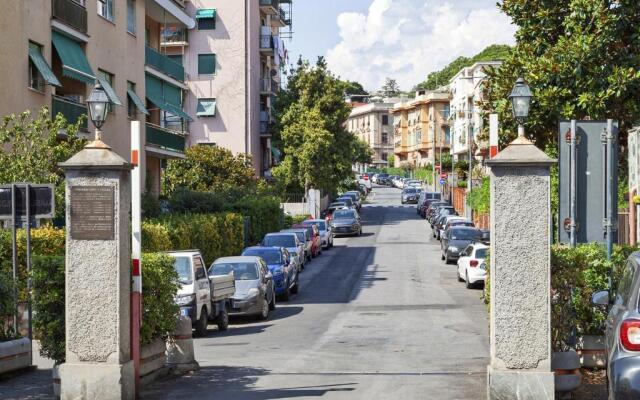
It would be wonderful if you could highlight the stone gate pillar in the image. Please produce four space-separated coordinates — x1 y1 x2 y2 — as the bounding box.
59 140 134 400
485 136 556 399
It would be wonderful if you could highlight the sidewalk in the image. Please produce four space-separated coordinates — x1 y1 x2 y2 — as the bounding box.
0 341 55 400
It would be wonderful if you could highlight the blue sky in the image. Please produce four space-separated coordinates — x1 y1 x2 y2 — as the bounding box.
285 0 516 91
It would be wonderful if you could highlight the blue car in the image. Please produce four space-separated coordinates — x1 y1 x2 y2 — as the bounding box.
241 246 299 300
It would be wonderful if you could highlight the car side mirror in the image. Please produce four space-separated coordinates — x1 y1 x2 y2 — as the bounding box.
591 290 610 306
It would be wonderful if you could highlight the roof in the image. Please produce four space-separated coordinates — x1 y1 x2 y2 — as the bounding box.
213 256 262 264
243 246 282 252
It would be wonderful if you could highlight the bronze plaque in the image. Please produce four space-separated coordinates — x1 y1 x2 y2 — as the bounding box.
70 186 115 240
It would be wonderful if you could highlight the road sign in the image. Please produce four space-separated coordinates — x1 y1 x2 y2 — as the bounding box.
0 184 55 219
439 178 446 185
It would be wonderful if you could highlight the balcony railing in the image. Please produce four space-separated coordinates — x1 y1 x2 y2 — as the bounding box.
52 95 88 131
259 0 279 13
52 0 88 33
260 78 271 93
260 35 274 51
145 46 185 81
145 123 186 153
260 121 270 135
271 79 279 93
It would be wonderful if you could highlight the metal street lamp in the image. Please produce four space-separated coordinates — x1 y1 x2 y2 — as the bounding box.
87 83 110 141
509 78 533 138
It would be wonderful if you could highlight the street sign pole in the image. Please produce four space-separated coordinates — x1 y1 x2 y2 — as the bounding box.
26 183 33 347
569 120 577 248
11 184 17 333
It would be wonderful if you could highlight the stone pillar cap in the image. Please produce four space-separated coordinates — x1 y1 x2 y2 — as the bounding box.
485 136 557 167
59 143 132 171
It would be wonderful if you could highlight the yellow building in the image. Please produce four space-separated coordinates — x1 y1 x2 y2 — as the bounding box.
392 91 450 168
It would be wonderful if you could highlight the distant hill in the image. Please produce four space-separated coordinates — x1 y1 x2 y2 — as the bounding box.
413 44 511 91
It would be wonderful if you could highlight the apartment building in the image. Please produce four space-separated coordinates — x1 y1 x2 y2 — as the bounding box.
346 102 395 170
448 61 502 161
0 0 196 194
392 91 451 168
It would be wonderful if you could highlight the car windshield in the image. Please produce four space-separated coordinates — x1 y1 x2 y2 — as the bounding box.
333 210 355 219
475 249 488 259
403 188 417 194
330 203 346 208
173 256 192 285
450 229 481 241
439 208 455 215
264 235 296 247
337 198 353 206
284 231 305 242
210 262 259 280
242 250 282 264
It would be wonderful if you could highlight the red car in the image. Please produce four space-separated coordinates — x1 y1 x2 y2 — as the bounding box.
292 224 321 257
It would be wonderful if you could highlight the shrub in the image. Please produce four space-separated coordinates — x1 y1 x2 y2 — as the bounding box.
284 214 309 229
168 189 225 214
229 196 283 245
140 253 180 346
0 267 17 342
466 177 489 214
31 256 65 363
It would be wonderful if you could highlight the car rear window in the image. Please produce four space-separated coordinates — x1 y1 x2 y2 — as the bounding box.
450 229 481 241
210 262 258 280
264 235 295 247
475 249 488 259
242 249 281 264
334 210 355 219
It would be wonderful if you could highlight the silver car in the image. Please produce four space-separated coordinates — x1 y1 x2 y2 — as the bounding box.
302 219 334 249
331 209 362 236
262 233 305 270
209 256 275 320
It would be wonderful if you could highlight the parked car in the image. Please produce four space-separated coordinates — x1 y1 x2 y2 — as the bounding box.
323 203 347 221
336 196 356 209
209 256 275 320
417 192 442 216
592 252 640 399
401 187 421 204
280 228 312 261
377 173 389 185
262 232 305 270
371 174 379 184
170 250 235 336
331 208 362 236
424 201 448 221
406 180 423 189
456 243 488 289
241 246 299 300
292 224 322 258
340 191 361 210
356 173 372 190
439 217 474 240
301 219 334 249
441 226 483 264
430 205 457 227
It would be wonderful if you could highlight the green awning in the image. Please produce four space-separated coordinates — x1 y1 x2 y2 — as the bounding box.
163 83 182 108
195 9 216 19
28 48 61 87
146 96 193 122
127 89 149 115
97 76 122 106
51 31 95 84
196 99 216 117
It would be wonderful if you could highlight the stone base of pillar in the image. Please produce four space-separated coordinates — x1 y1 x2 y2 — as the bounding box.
487 365 554 400
60 360 135 400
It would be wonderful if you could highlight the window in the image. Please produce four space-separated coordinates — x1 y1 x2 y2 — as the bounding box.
445 126 451 144
382 152 388 161
381 132 388 144
382 115 389 125
127 0 135 33
196 98 216 117
198 54 216 75
97 70 115 113
196 9 216 30
97 0 114 22
28 42 45 92
127 81 136 118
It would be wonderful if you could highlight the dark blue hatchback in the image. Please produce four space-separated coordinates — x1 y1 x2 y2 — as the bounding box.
241 246 299 300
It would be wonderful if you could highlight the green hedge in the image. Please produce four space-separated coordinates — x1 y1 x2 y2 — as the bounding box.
229 196 283 244
143 213 244 265
140 253 180 346
466 177 489 213
0 267 17 342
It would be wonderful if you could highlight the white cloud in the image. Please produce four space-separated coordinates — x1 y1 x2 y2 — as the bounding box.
325 0 517 91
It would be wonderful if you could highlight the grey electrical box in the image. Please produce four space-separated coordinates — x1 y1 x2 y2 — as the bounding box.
558 120 618 244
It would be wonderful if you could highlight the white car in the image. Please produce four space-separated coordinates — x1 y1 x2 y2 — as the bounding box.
456 243 489 289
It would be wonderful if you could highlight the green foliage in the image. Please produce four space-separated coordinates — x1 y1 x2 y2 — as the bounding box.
466 177 490 214
168 189 225 214
381 77 401 96
0 108 86 217
453 160 469 180
481 2 640 149
415 166 434 185
143 213 244 265
352 138 374 164
140 253 180 346
31 256 65 363
284 214 309 229
414 45 512 91
440 153 453 170
341 80 368 96
457 180 468 189
163 144 256 195
386 154 395 167
228 196 283 245
0 267 17 342
273 58 369 194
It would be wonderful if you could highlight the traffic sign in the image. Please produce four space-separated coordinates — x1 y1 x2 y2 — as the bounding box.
439 178 446 185
440 173 447 179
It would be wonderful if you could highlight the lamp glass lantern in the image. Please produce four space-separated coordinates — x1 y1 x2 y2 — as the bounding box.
87 83 110 130
509 78 533 125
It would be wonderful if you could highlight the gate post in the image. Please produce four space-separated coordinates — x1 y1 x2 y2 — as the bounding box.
59 139 134 400
486 136 556 399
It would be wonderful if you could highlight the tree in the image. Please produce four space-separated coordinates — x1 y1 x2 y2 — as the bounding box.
341 80 369 96
480 2 640 148
162 145 256 194
273 58 365 194
0 108 86 217
352 138 374 165
381 78 401 97
386 154 395 167
414 45 512 91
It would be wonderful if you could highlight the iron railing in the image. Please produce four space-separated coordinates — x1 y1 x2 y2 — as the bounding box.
145 46 185 81
52 0 88 33
52 96 88 131
145 123 186 153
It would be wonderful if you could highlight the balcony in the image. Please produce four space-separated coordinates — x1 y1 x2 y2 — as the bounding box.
145 46 185 81
52 0 88 34
161 25 188 46
146 123 186 153
260 121 271 136
271 8 287 27
260 78 272 94
52 95 88 131
260 35 274 53
259 0 279 14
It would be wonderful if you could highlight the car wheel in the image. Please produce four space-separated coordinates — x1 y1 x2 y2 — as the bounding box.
466 272 473 289
281 281 291 301
441 252 445 261
194 306 208 337
358 228 362 236
215 308 229 332
269 292 276 311
258 297 269 320
291 277 299 294
445 254 451 264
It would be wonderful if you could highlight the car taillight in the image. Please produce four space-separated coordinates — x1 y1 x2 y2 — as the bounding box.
470 260 479 267
621 319 640 351
364 176 369 180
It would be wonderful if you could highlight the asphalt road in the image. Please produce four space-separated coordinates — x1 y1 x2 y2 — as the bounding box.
142 184 489 400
